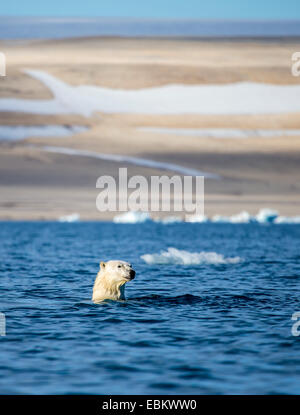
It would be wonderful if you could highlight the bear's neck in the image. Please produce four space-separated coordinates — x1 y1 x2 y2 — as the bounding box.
93 272 126 302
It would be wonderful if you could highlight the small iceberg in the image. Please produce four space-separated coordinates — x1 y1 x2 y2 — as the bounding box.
228 211 254 223
113 211 151 224
211 211 254 223
255 208 278 223
155 216 183 224
58 213 80 223
110 209 300 225
185 214 208 223
141 247 242 265
211 214 231 223
274 216 300 224
210 209 282 224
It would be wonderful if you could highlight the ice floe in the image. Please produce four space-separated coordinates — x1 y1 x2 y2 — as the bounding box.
112 209 300 225
58 213 80 222
113 211 151 224
274 216 300 224
255 208 279 224
141 247 242 265
212 211 254 223
185 214 208 223
154 216 183 224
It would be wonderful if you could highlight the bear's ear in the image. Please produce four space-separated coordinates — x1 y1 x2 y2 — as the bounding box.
100 261 106 270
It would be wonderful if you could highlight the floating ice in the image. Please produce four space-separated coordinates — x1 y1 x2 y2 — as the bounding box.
210 213 253 223
112 209 299 225
113 211 151 224
141 247 242 265
185 214 208 223
211 210 275 224
227 211 255 223
111 209 300 225
58 213 80 223
255 208 278 223
274 216 300 224
155 216 183 224
211 214 231 223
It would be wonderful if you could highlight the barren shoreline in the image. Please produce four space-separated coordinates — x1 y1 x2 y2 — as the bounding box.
0 36 300 220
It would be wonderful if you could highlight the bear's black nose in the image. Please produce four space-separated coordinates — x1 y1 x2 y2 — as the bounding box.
129 269 136 280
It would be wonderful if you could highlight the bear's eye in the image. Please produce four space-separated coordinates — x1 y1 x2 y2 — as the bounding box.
118 265 122 268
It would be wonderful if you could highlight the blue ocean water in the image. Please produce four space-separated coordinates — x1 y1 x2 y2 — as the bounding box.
0 221 300 394
0 17 300 39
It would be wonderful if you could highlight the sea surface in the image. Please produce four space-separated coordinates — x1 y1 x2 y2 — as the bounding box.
0 17 300 39
0 221 300 394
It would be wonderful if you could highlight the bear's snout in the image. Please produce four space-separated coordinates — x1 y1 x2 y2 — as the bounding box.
129 269 136 280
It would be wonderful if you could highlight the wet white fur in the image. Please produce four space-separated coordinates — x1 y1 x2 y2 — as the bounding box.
92 260 134 303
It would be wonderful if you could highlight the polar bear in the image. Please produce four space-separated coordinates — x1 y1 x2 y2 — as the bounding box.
92 260 136 303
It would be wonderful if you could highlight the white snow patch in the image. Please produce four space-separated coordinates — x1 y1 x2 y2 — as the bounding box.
41 145 218 178
0 125 86 141
139 127 300 139
1 69 300 116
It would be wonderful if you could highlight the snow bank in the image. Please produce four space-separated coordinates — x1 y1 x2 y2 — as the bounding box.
1 69 300 116
0 125 86 141
139 127 300 139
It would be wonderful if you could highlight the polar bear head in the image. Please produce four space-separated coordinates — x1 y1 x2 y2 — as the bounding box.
92 260 136 302
100 260 135 284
